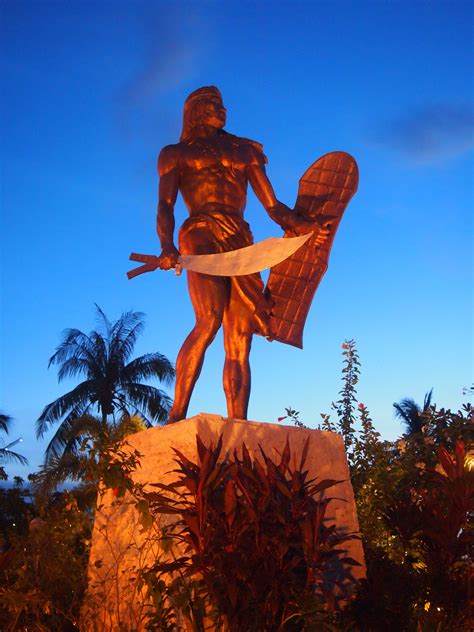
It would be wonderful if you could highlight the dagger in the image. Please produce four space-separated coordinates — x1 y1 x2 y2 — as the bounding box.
127 232 312 279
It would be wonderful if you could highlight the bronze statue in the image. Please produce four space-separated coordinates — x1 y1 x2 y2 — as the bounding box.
128 86 358 423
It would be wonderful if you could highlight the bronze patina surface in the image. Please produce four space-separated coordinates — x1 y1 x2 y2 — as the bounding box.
131 86 357 422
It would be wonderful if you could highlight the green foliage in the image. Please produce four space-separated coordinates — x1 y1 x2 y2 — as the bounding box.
2 333 471 630
0 482 32 548
91 437 143 501
140 435 360 631
0 417 144 631
346 437 473 631
278 406 309 428
0 491 92 632
332 339 360 450
32 414 146 499
327 340 474 631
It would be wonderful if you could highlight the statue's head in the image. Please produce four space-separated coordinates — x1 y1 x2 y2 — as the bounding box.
180 86 226 140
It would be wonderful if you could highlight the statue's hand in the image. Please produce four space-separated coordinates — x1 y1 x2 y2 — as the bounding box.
156 245 180 270
314 214 337 246
278 210 311 234
313 224 331 246
286 211 333 247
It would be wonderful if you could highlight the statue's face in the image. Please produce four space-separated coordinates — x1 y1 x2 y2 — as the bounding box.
201 95 226 129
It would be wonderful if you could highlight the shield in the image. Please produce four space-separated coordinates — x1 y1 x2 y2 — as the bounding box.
265 151 359 348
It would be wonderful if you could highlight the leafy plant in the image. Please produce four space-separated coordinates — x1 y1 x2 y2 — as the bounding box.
347 439 473 631
0 491 92 632
32 413 145 499
332 339 360 450
277 406 308 428
321 341 473 630
139 435 360 631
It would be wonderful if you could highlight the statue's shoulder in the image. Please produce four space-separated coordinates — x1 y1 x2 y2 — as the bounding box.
157 143 185 174
223 131 268 165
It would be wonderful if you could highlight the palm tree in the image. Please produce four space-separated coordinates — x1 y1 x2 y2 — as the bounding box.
37 306 175 461
33 413 146 497
0 412 28 478
393 389 433 434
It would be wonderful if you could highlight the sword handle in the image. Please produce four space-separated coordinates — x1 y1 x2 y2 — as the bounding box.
127 252 160 280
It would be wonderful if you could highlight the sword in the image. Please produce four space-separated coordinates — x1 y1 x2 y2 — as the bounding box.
127 232 312 279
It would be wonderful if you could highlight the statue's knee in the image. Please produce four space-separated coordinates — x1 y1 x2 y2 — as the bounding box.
195 312 222 339
224 333 252 360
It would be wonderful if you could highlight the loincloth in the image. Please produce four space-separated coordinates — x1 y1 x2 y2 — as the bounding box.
178 211 272 336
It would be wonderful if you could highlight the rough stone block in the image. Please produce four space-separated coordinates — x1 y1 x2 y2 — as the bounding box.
83 414 365 631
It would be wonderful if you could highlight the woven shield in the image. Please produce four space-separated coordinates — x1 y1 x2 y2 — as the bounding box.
266 151 359 348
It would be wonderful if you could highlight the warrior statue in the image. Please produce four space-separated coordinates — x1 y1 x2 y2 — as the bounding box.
128 86 359 423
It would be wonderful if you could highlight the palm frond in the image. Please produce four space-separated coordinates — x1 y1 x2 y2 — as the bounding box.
0 412 12 434
37 380 96 437
423 388 434 411
121 383 172 424
57 414 107 457
61 413 105 438
393 400 415 425
57 356 91 382
94 303 113 339
32 451 90 495
394 390 435 435
90 331 108 374
122 353 175 386
109 311 146 365
0 445 28 466
44 405 98 462
49 329 97 368
393 397 423 433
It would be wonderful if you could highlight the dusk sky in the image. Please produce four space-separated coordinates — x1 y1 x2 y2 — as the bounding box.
1 0 473 478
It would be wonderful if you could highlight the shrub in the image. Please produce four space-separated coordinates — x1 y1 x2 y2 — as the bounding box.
138 435 360 631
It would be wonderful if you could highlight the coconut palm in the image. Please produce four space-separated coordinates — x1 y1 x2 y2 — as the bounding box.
37 306 175 461
393 389 434 434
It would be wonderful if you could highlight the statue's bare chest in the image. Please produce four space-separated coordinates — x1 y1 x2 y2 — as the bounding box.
181 138 250 176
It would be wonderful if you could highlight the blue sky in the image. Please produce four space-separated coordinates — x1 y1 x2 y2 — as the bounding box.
1 0 473 478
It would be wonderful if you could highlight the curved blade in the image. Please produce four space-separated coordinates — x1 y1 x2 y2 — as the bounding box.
179 232 312 277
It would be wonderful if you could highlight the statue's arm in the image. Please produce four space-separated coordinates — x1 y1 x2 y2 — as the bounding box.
247 163 294 230
156 145 180 269
248 158 330 244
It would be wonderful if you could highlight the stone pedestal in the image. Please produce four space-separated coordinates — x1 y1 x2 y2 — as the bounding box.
82 414 365 631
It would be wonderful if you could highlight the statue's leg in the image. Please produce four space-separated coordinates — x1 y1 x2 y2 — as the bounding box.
167 271 227 423
168 223 230 423
222 286 254 420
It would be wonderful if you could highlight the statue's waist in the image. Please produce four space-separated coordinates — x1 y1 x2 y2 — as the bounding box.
188 202 244 218
179 207 253 250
